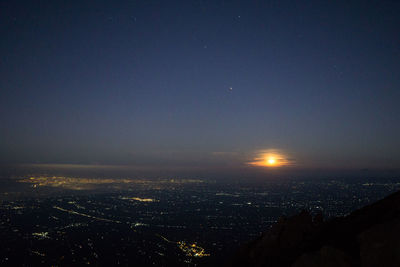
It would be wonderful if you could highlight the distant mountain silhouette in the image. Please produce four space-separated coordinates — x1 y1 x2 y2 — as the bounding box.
226 190 400 267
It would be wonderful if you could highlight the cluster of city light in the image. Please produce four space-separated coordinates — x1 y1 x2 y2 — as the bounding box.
19 176 205 190
120 197 158 202
157 234 210 258
20 176 142 190
177 241 210 257
32 232 50 239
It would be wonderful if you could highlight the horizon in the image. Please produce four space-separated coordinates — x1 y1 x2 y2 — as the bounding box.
1 163 400 181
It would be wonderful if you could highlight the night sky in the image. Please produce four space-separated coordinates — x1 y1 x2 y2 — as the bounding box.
1 1 399 176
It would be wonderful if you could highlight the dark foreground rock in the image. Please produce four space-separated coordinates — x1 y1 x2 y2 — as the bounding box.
226 190 400 267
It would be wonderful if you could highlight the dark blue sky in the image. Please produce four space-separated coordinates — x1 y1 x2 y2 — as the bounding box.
1 1 399 175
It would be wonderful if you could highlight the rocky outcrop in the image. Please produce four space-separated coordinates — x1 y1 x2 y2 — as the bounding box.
226 190 400 267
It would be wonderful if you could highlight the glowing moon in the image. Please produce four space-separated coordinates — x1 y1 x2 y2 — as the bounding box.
267 158 276 165
248 149 293 168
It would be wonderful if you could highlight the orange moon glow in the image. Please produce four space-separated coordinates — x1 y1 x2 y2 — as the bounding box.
248 149 293 168
267 158 276 165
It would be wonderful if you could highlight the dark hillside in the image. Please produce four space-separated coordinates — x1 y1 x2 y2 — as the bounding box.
227 190 400 267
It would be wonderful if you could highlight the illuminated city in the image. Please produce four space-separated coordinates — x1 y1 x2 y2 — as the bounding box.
1 171 399 266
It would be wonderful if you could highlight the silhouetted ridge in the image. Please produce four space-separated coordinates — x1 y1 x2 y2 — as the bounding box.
226 190 400 267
